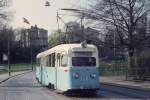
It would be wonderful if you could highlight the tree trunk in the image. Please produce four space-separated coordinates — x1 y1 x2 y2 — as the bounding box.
134 48 144 80
134 48 140 79
127 49 135 79
127 48 144 80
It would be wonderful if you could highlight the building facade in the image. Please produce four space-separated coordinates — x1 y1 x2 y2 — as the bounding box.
21 25 48 49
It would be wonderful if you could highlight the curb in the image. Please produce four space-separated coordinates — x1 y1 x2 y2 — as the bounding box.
0 70 32 84
101 82 150 92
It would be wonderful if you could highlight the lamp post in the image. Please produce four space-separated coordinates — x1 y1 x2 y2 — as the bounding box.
45 1 50 7
30 44 33 71
7 33 10 76
56 9 62 43
44 1 63 43
5 27 11 76
28 29 33 71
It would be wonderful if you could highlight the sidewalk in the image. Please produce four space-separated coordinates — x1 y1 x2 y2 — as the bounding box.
101 76 150 91
0 70 31 83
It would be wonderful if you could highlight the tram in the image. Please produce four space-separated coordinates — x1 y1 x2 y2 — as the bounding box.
36 43 100 93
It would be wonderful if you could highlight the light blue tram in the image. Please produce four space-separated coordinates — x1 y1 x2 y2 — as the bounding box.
36 43 100 94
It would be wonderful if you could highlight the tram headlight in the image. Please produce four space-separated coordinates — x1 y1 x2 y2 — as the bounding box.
73 72 80 79
90 74 96 79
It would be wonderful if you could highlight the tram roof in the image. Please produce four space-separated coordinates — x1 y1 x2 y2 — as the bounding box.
37 44 97 58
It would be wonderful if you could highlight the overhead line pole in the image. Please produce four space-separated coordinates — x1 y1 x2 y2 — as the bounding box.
30 44 33 71
57 9 61 44
29 29 33 71
81 12 85 41
7 34 11 76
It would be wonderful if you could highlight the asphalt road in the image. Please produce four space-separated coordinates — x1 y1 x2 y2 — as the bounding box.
0 72 148 100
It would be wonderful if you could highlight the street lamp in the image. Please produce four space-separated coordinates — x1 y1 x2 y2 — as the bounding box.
44 1 62 43
45 1 50 7
44 0 51 16
61 8 81 12
7 31 10 76
5 26 11 76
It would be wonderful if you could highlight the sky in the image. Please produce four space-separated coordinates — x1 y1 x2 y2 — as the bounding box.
11 0 87 34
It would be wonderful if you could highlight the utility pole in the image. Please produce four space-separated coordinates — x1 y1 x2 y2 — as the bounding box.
7 29 11 76
57 10 60 30
56 10 61 43
30 34 33 71
80 12 85 41
8 39 10 76
65 25 70 43
28 28 33 71
30 45 33 71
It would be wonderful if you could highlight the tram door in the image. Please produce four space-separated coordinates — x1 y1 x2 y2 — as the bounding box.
56 53 61 89
51 53 57 89
40 58 44 84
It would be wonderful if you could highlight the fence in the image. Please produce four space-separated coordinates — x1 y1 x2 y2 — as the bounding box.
0 64 7 74
99 60 127 76
99 60 150 80
0 63 35 75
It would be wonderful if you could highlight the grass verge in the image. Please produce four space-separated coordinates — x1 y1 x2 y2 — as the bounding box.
0 63 36 75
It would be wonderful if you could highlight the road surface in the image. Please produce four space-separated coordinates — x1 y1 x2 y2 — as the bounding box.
0 72 149 100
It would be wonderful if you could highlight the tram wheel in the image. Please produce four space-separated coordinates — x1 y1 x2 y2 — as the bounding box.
51 84 55 90
48 84 55 90
48 83 52 89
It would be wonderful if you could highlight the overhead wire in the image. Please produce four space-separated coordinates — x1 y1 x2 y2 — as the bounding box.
57 15 81 44
56 0 87 44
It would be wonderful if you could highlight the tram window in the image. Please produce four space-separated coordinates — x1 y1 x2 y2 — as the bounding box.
49 55 51 67
40 58 43 66
74 52 92 56
72 57 96 67
43 57 47 66
51 53 55 67
57 53 61 66
36 58 40 66
46 56 49 66
61 55 68 67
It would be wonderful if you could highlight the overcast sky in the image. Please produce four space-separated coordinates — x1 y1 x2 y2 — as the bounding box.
11 0 87 34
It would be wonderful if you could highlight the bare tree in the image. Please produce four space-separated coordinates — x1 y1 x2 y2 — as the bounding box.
0 0 12 27
0 0 13 63
84 0 150 77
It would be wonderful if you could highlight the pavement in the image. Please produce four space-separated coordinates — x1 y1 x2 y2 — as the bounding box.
0 70 32 84
101 76 150 91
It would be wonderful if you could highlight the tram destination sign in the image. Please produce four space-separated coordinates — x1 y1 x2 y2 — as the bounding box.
74 52 92 57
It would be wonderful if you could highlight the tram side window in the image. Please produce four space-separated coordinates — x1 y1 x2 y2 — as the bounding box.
36 58 40 66
49 55 51 67
57 53 61 66
46 56 49 66
51 53 55 67
43 57 47 66
40 58 44 66
61 55 68 67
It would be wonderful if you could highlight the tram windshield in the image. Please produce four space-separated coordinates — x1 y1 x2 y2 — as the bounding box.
72 57 96 67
